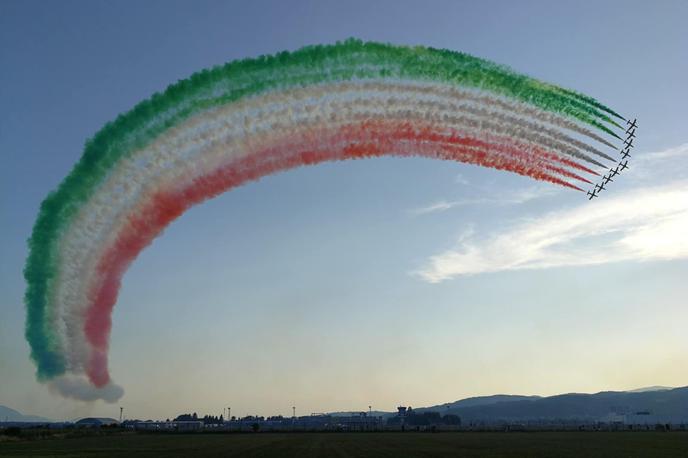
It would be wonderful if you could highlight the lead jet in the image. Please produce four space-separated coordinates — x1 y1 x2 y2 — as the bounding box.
621 149 632 160
626 118 638 130
587 189 599 200
623 137 635 149
618 160 629 171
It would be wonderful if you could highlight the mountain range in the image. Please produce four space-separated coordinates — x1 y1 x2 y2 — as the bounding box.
0 405 54 423
332 386 687 422
434 387 687 422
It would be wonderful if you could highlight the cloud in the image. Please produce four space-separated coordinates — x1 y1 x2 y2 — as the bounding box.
455 173 470 185
410 200 462 215
48 376 124 403
416 180 688 282
626 142 688 181
635 142 688 163
503 185 559 203
409 185 558 216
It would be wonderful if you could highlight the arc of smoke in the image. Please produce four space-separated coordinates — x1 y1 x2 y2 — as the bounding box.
24 40 624 401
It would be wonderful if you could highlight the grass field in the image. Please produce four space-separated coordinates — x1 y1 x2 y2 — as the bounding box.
1 431 687 457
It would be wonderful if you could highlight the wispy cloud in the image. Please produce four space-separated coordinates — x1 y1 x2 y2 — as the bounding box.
635 142 688 163
455 173 470 185
416 143 688 282
417 181 688 282
503 185 559 203
626 142 688 181
409 185 557 216
410 200 463 216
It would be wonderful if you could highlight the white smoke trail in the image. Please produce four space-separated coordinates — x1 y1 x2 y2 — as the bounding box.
48 376 124 403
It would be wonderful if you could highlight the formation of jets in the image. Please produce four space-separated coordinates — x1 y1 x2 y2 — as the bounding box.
587 119 636 200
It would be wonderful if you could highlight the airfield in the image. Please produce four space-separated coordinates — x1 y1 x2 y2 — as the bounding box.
2 431 688 457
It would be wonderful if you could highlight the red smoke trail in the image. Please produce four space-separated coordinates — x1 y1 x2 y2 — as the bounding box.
350 121 594 185
84 121 586 386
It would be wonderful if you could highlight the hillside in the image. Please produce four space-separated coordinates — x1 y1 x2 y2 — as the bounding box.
0 405 54 423
443 387 688 422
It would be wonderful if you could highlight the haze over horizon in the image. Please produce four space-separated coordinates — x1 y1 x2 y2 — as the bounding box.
1 0 687 422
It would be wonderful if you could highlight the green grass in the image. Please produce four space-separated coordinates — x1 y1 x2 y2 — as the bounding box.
1 432 687 457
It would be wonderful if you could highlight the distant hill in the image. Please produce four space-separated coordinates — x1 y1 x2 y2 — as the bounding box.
334 387 686 423
441 387 688 423
415 395 542 412
328 395 543 418
0 405 54 423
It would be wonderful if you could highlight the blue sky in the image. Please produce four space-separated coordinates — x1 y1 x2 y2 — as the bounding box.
1 0 687 421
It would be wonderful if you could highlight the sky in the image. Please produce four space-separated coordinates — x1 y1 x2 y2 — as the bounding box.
0 0 687 422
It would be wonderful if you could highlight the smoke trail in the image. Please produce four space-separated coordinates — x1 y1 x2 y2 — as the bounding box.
48 376 124 403
51 80 615 376
23 39 623 396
